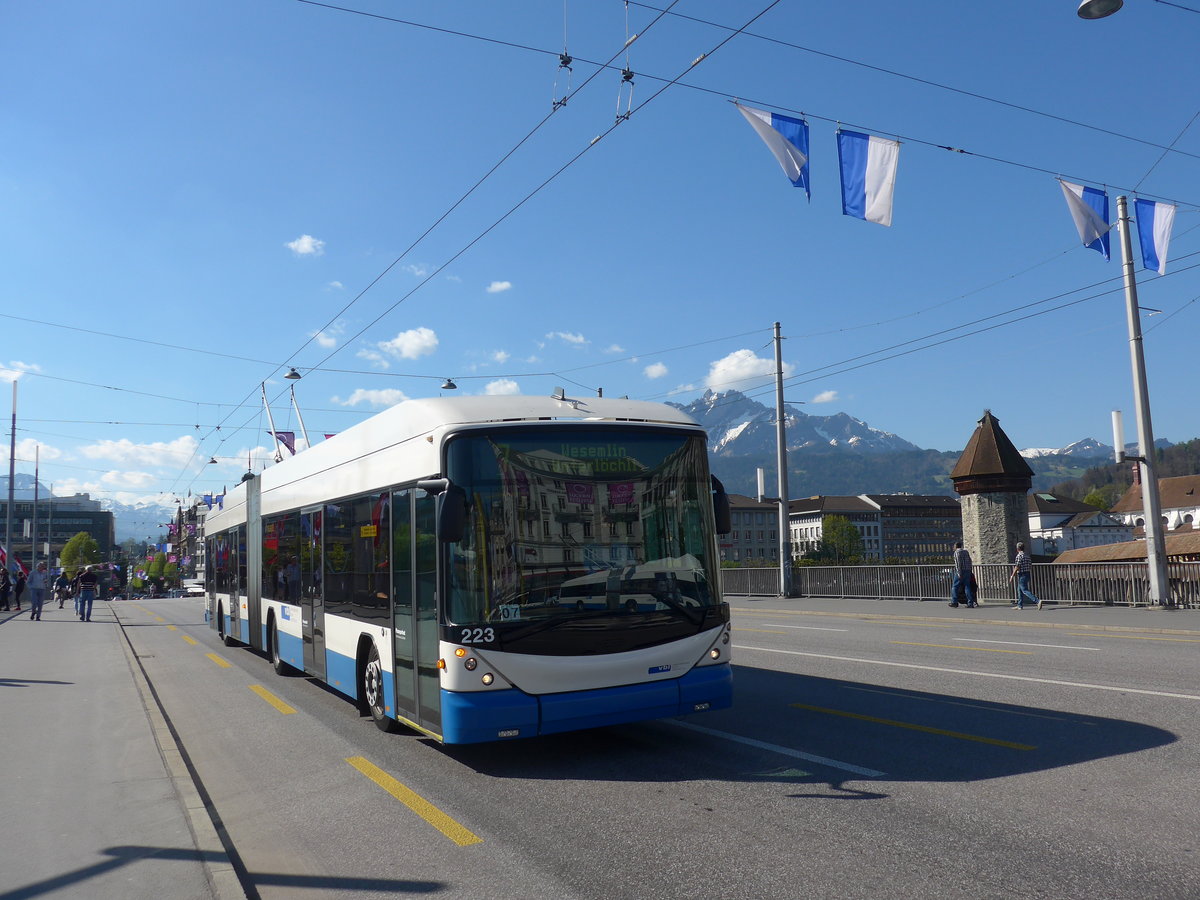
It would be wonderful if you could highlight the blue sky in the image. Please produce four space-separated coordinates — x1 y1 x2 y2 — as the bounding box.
2 0 1197 510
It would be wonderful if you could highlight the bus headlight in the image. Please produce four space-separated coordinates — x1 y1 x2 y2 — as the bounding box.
481 673 494 686
464 657 477 671
709 648 720 660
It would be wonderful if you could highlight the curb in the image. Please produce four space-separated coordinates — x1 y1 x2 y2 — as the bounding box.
117 614 248 900
728 603 1200 637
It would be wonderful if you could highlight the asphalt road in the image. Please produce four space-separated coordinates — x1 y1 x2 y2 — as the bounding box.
118 597 1200 900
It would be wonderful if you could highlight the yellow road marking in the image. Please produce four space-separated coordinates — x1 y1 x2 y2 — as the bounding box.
843 686 1094 724
791 703 1036 750
166 624 177 631
181 635 198 645
345 756 482 846
249 684 297 715
734 627 791 635
1067 632 1200 644
205 653 232 668
891 641 1032 655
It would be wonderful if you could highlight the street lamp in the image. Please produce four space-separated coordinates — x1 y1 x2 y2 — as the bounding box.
1078 0 1123 18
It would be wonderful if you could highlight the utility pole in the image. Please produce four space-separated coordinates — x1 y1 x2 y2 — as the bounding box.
1115 195 1170 606
6 381 16 578
773 322 792 597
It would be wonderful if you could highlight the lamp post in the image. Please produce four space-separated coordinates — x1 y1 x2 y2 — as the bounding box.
1114 194 1171 606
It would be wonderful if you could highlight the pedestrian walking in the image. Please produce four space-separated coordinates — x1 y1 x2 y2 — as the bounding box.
951 541 977 608
0 568 10 611
54 570 70 608
13 569 26 611
28 562 48 621
1008 541 1040 610
77 566 99 621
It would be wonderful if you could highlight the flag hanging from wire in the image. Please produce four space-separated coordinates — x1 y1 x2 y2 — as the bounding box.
268 431 296 455
1134 198 1176 275
735 102 810 199
1058 179 1110 259
837 130 899 226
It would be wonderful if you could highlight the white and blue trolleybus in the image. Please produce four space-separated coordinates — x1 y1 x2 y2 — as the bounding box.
205 394 733 743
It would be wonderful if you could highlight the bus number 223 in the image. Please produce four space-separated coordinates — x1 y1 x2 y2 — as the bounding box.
461 627 495 644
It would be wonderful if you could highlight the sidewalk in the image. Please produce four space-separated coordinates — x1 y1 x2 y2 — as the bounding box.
730 594 1200 634
0 597 242 900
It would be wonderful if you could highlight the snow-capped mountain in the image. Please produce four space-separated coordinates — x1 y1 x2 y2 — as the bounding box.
1020 437 1173 460
102 498 180 543
671 390 922 457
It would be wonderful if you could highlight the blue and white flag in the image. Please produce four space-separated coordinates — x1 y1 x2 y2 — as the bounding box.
837 130 900 226
735 102 810 198
1135 198 1176 275
1058 179 1110 259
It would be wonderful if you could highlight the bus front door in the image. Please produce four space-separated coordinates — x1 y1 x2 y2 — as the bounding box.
391 489 441 736
301 509 326 680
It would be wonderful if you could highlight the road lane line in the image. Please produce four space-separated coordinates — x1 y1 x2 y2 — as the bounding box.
891 641 1032 655
166 624 177 631
735 627 791 635
1066 632 1200 644
956 638 1100 651
842 686 1096 724
735 644 1200 701
791 703 1036 750
181 635 198 645
760 623 850 632
345 756 483 846
205 652 232 669
668 720 885 777
249 684 297 715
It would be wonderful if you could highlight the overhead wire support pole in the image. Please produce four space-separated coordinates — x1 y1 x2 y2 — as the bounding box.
6 381 16 578
261 383 283 464
773 322 791 597
1116 195 1170 607
290 384 311 451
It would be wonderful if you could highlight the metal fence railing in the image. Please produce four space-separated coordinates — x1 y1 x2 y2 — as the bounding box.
719 561 1200 608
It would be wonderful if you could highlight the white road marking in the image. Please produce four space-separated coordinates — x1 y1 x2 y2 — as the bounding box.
669 720 885 778
735 644 1200 701
760 623 850 632
954 638 1101 651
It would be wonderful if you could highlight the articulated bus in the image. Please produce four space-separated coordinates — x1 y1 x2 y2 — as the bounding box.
205 395 733 744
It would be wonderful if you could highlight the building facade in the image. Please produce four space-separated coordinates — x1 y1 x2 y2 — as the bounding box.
1027 492 1133 557
952 410 1033 565
0 493 116 569
721 494 781 565
788 496 883 561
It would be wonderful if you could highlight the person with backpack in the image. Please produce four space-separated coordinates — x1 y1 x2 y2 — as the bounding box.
13 569 26 611
54 570 70 608
0 568 10 611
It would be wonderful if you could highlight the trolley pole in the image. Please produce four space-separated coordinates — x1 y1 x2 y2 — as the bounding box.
773 322 792 597
1116 195 1170 606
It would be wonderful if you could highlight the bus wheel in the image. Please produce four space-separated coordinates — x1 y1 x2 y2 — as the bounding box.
218 604 236 646
363 644 396 733
269 620 293 676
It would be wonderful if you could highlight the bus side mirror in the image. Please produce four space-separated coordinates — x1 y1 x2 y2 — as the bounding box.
711 475 731 535
418 478 468 543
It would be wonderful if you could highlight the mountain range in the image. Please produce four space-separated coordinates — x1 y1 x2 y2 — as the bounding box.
669 390 1173 498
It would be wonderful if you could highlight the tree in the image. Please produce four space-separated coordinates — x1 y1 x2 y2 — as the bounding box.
812 515 865 565
1083 484 1122 510
147 552 167 593
61 531 101 572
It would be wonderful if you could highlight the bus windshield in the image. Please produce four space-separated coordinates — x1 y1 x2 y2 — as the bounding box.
444 427 721 634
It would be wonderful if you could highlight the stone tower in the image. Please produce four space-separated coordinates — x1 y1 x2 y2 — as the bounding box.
951 410 1033 565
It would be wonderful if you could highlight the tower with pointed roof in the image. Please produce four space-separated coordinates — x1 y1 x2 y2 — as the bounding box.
951 410 1034 565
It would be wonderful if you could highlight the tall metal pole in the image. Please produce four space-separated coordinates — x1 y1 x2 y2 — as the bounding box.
1116 195 1170 606
773 322 792 597
31 445 39 574
5 381 16 577
290 384 311 450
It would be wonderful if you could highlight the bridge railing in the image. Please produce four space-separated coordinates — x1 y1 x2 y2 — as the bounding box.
719 561 1200 608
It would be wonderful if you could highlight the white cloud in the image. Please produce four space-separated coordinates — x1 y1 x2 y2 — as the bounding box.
377 326 438 360
403 263 431 278
79 436 199 466
333 388 409 408
604 344 625 354
285 234 325 256
327 280 344 290
545 331 587 345
99 470 158 489
486 280 512 294
357 348 389 369
0 438 62 465
491 350 510 364
668 383 697 396
705 349 793 392
445 274 462 283
311 321 345 349
0 361 41 381
644 362 668 379
811 390 839 404
484 378 520 396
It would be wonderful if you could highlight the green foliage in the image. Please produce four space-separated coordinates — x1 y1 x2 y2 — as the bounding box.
61 532 101 572
810 515 865 565
1051 438 1200 502
164 561 180 582
1082 484 1122 509
147 553 166 578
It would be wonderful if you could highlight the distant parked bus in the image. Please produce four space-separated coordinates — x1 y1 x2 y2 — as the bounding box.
204 395 732 744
